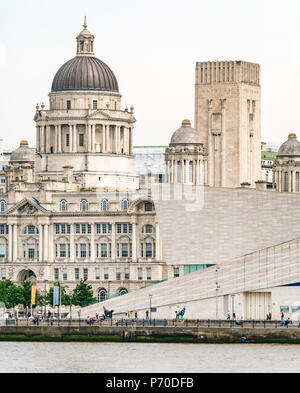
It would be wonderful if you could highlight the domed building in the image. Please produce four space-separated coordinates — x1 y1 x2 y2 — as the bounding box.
274 133 300 192
34 18 138 190
165 120 208 184
0 20 174 305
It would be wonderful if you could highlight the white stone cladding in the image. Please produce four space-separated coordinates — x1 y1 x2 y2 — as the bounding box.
195 61 262 188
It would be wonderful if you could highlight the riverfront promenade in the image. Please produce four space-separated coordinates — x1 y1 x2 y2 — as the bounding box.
1 319 300 343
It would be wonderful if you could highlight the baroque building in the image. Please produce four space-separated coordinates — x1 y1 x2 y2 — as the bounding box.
0 20 170 301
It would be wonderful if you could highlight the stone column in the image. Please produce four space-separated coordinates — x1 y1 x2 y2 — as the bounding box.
36 126 40 152
185 160 189 184
114 126 118 153
49 224 54 262
181 160 185 184
111 223 116 260
174 160 178 184
132 222 137 261
70 223 75 261
288 171 292 193
58 125 62 153
44 224 49 262
87 124 92 151
117 126 121 154
46 125 51 153
41 126 45 153
106 125 110 153
91 223 95 262
292 171 296 193
69 125 73 153
55 126 58 153
13 224 18 261
8 225 12 262
193 160 197 185
73 124 77 152
39 224 43 262
91 125 96 152
155 223 160 260
129 128 133 155
102 125 106 152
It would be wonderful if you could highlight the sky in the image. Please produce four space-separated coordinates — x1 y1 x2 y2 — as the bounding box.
0 0 300 151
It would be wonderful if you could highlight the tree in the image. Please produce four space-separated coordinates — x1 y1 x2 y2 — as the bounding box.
46 282 70 306
72 279 96 306
0 280 24 309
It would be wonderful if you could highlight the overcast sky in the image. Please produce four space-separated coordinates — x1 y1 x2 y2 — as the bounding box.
0 0 299 151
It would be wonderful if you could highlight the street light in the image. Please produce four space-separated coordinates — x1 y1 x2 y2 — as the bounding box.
44 279 48 318
149 294 153 325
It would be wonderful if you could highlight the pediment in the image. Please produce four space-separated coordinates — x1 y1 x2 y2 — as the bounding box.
87 110 112 120
6 197 50 216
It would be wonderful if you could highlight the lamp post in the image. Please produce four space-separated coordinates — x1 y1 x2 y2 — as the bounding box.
69 295 73 325
231 294 235 320
149 294 153 325
44 279 48 318
215 266 220 320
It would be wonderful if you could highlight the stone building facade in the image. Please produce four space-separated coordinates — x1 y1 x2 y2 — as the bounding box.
0 21 170 301
194 61 261 188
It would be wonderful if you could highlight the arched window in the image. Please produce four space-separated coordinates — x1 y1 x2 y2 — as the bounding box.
121 198 129 211
101 199 109 211
80 199 88 212
60 200 67 212
24 225 39 235
0 200 6 212
119 288 128 296
145 202 153 212
98 288 107 303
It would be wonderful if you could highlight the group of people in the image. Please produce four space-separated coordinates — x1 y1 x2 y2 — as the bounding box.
280 312 292 327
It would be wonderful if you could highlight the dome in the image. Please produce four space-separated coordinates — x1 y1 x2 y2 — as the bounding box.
170 120 202 145
278 133 300 156
51 56 119 93
10 141 35 162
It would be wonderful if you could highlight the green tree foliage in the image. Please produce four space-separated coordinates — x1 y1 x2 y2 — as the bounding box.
0 280 24 308
46 282 70 306
72 279 96 306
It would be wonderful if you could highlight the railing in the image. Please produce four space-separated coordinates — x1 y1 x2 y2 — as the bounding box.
1 318 299 329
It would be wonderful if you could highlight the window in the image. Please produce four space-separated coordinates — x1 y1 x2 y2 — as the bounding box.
63 268 68 281
1 177 5 184
145 202 153 212
144 225 153 234
146 243 153 258
93 100 98 110
95 268 100 280
123 224 128 233
125 268 130 280
174 267 180 278
121 198 129 211
138 268 143 280
66 134 70 147
146 268 152 281
101 244 108 258
59 244 66 258
84 268 88 280
60 200 67 212
119 288 128 296
98 288 107 302
1 268 6 280
101 199 109 211
104 268 109 280
67 100 71 110
0 225 8 235
116 268 121 281
28 244 35 259
0 244 5 258
76 224 80 234
54 268 59 281
79 134 84 147
80 244 87 258
80 199 88 212
0 200 6 212
121 243 128 258
75 268 80 280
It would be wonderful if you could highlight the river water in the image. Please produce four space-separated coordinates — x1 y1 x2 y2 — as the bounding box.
0 342 299 373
